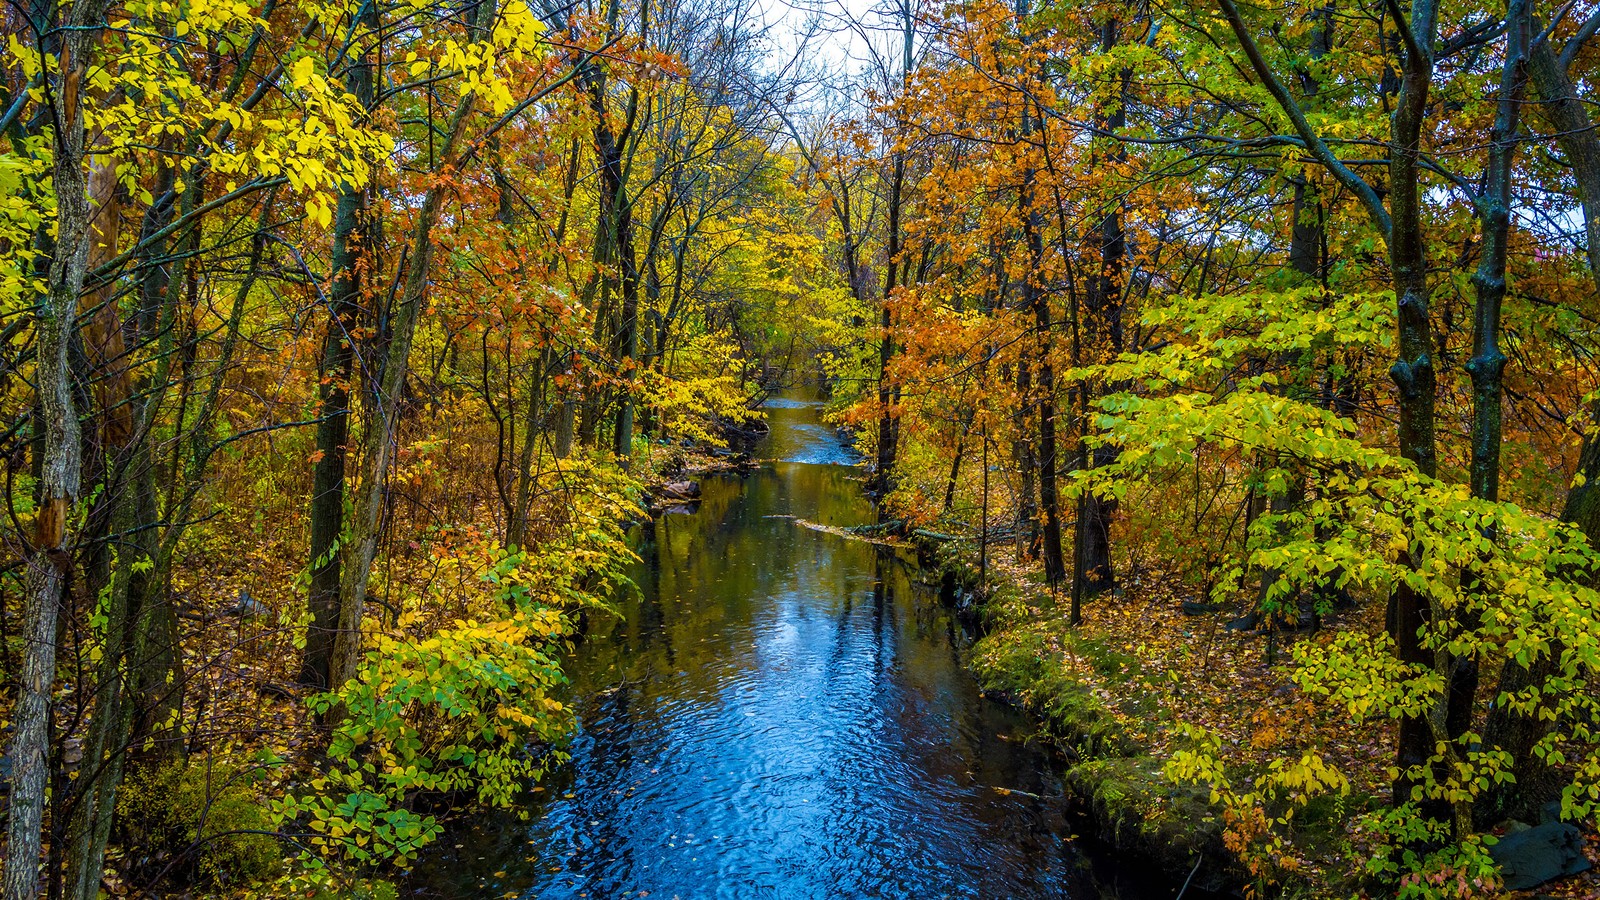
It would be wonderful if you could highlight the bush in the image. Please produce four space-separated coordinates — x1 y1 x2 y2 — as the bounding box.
116 756 281 890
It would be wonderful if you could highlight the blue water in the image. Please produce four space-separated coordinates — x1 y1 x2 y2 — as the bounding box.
407 394 1148 899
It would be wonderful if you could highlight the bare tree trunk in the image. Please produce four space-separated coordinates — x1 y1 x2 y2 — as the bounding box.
1479 10 1600 824
3 3 115 893
328 89 479 695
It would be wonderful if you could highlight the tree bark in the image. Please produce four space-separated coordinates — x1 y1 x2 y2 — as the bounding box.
1073 16 1126 600
1381 0 1444 820
328 88 479 695
1451 0 1526 773
301 5 378 689
1013 356 1037 558
874 2 915 506
1021 144 1064 583
1478 11 1600 823
3 3 115 894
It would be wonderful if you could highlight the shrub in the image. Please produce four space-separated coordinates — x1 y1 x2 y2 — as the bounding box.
116 756 280 890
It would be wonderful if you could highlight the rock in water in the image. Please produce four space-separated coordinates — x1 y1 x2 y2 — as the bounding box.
1490 822 1592 890
661 480 701 500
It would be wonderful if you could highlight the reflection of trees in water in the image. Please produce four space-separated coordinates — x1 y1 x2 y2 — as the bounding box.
413 405 1099 898
579 463 876 716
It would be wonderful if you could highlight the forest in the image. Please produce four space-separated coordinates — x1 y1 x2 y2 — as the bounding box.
0 0 1597 895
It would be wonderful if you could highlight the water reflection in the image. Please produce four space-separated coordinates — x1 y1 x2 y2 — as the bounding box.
408 395 1126 899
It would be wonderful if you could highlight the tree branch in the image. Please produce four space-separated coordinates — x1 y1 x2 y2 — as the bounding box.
1215 0 1392 241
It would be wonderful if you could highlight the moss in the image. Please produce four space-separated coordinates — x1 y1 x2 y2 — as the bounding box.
971 622 1145 759
1066 757 1225 881
117 756 281 890
966 597 1232 891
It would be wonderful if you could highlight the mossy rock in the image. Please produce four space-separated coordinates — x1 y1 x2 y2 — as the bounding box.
971 626 1144 759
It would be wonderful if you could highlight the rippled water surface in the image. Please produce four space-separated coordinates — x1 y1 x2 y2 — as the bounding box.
409 392 1145 899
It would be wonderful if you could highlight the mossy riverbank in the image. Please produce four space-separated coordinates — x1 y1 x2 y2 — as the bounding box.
918 535 1387 899
918 530 1600 900
961 574 1239 896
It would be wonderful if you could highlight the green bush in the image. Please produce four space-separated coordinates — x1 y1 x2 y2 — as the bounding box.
117 756 281 890
307 877 398 900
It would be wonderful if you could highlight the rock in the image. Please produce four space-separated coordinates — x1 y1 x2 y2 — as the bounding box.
1225 611 1260 632
1490 821 1592 890
660 480 701 501
1180 601 1220 616
228 590 268 618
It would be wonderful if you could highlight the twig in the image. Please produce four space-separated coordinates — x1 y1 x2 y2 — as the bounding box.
1175 854 1204 899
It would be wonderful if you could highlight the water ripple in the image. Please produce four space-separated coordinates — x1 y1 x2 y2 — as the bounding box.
407 396 1131 900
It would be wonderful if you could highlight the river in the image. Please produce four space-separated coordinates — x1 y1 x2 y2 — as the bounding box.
408 392 1159 899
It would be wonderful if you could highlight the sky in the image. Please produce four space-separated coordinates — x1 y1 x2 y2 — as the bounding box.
755 0 914 93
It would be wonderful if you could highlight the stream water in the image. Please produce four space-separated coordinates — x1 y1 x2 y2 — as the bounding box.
409 392 1158 899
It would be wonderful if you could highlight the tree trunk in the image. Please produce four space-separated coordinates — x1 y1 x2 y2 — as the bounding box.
1479 12 1600 824
507 351 547 549
875 154 905 502
941 406 973 516
1073 16 1125 601
1383 0 1443 820
874 5 915 506
1257 173 1324 615
1450 5 1526 803
328 89 479 696
301 6 377 689
3 4 114 893
1259 9 1331 618
61 158 145 900
1012 357 1037 558
611 211 640 465
1021 144 1064 584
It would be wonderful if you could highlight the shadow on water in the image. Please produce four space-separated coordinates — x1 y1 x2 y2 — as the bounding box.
407 391 1171 899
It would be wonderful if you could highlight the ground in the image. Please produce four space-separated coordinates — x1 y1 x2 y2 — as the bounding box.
955 546 1600 899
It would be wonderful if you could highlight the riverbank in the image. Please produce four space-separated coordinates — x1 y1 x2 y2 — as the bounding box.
935 545 1245 895
918 537 1600 899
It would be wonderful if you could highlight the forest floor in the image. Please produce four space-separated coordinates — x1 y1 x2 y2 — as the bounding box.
958 546 1600 899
